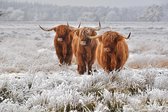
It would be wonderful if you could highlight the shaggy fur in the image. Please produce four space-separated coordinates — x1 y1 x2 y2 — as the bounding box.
96 31 129 72
40 24 75 65
72 27 98 74
54 25 75 65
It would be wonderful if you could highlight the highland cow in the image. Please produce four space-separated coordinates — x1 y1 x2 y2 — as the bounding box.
72 22 101 74
89 31 131 72
39 23 80 66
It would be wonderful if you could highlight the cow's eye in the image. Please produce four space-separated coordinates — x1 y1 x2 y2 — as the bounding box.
84 30 89 35
104 45 110 48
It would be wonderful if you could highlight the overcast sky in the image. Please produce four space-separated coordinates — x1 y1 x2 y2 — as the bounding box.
4 0 167 7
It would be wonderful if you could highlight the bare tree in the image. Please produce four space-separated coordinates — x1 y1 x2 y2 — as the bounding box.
0 11 3 16
139 5 163 22
0 11 6 16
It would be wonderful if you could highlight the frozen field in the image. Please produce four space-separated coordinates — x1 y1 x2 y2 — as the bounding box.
0 21 168 112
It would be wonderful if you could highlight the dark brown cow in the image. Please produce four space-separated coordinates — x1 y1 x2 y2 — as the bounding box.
72 22 101 74
39 23 80 66
89 31 131 72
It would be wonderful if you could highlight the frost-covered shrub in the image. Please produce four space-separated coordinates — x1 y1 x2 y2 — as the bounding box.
0 22 168 112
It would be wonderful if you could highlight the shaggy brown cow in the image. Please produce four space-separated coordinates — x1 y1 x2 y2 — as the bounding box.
89 31 131 72
39 23 80 66
72 22 101 74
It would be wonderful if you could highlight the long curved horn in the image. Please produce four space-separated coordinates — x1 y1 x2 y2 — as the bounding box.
125 32 131 39
39 25 56 31
78 22 81 28
94 21 101 31
69 22 81 30
88 35 101 39
67 22 69 27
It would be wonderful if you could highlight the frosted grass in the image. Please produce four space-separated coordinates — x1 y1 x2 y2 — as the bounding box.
0 21 168 111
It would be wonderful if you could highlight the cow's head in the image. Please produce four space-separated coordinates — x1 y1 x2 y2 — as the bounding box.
75 22 101 46
89 31 131 54
39 22 81 41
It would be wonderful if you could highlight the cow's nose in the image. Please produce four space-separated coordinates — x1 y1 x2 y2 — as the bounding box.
80 41 87 45
104 48 111 52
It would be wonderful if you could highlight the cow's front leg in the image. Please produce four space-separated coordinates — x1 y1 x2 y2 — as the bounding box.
64 54 73 65
55 47 64 66
88 61 94 75
54 38 65 66
78 65 86 74
64 48 73 65
110 54 117 71
62 43 67 59
57 55 64 66
77 54 86 74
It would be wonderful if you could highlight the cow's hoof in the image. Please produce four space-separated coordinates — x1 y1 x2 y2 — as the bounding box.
93 69 97 72
78 71 85 75
88 72 93 75
88 70 92 75
59 63 62 66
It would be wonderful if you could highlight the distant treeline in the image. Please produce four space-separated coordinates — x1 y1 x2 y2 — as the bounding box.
0 1 168 22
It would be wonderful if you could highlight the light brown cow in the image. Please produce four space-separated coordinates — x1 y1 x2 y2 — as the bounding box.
39 23 80 66
72 22 101 74
89 31 131 72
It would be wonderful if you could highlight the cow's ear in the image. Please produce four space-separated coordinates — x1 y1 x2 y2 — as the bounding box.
115 36 123 43
98 35 102 42
53 28 57 32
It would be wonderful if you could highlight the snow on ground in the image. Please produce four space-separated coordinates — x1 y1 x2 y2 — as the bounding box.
0 21 168 112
